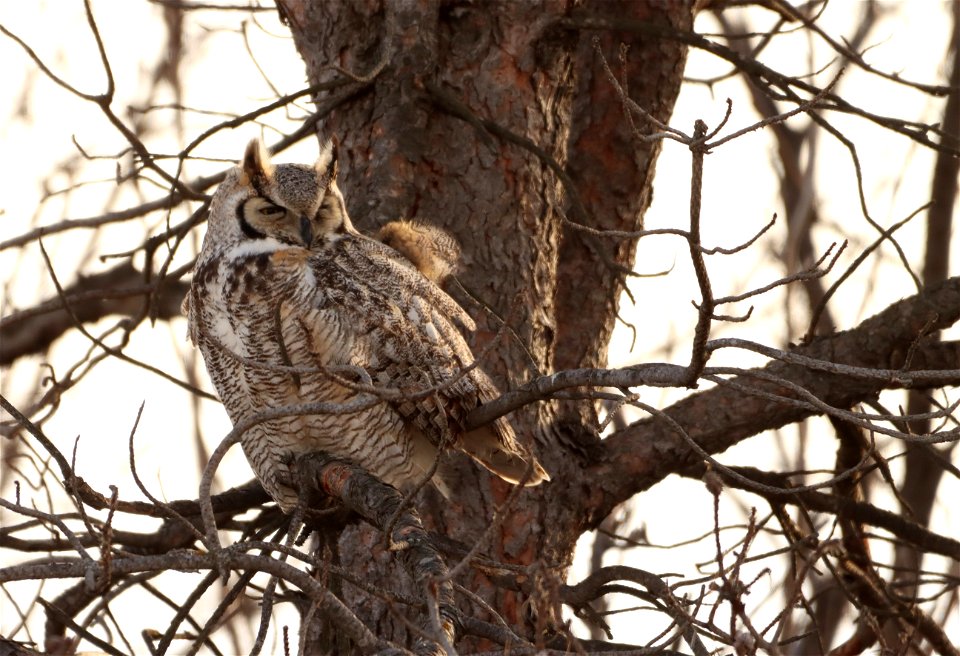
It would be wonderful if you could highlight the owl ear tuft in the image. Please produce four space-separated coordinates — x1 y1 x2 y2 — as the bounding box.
315 137 339 183
242 138 274 183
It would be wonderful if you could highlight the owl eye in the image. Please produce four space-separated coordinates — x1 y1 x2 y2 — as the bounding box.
259 204 286 218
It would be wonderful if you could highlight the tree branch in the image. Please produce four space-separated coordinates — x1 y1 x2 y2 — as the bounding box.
583 276 960 526
294 452 458 656
0 261 189 365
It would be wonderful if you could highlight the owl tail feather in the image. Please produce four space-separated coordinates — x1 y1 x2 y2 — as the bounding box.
462 425 550 487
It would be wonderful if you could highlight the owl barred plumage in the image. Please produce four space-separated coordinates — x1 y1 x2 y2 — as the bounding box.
184 139 548 511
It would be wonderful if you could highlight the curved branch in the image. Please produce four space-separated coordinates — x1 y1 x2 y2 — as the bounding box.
561 565 709 656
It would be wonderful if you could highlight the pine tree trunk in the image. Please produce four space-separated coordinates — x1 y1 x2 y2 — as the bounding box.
278 0 690 648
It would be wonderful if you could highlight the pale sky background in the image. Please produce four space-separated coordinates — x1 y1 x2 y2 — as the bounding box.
1 0 957 651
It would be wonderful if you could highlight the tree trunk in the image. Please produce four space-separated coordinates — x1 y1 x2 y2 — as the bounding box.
278 0 690 648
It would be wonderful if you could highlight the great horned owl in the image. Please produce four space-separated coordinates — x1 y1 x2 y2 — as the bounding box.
184 139 548 511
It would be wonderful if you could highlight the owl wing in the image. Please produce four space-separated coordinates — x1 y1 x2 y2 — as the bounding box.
302 235 548 486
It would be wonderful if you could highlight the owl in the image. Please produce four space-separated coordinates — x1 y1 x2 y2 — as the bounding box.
184 139 548 511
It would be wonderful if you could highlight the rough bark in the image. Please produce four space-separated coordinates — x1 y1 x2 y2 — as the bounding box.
556 0 689 445
278 0 690 646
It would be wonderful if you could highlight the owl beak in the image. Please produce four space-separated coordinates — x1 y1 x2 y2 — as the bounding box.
299 216 314 246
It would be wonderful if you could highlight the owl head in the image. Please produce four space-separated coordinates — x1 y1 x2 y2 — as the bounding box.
199 138 353 262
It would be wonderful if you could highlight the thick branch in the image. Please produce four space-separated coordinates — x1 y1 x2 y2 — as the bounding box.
295 452 457 655
583 276 960 527
0 262 188 365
